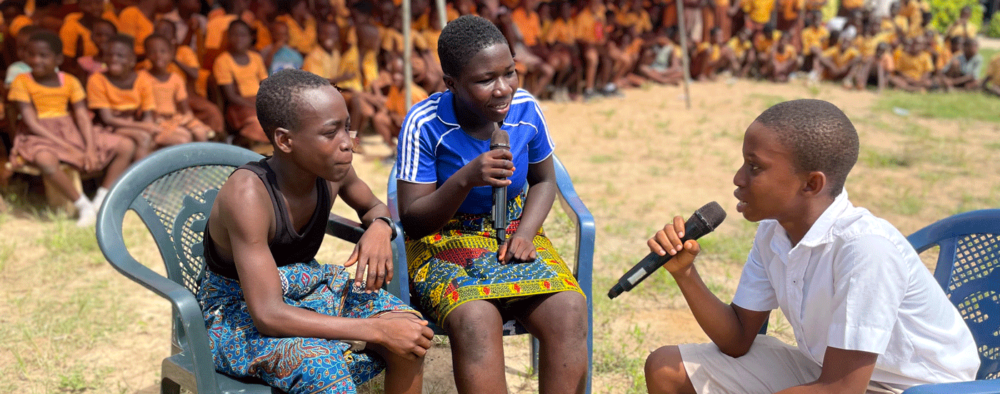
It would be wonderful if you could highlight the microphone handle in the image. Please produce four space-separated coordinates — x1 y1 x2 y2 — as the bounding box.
608 216 705 299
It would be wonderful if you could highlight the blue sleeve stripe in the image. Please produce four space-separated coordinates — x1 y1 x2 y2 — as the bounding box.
399 97 441 182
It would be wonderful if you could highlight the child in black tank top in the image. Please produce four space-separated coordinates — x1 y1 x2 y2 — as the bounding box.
197 69 432 394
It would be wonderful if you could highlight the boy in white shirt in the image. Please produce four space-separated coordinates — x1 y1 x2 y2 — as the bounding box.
643 99 979 394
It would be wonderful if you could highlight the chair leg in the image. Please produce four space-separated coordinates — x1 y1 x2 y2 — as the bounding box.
161 377 181 394
530 335 540 376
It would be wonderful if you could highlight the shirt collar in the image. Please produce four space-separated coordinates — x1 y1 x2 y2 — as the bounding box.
436 90 459 127
795 190 852 248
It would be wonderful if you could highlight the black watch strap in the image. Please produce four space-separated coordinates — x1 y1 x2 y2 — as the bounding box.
374 216 397 241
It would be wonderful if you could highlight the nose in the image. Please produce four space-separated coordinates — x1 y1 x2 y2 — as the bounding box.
494 77 512 97
733 164 747 187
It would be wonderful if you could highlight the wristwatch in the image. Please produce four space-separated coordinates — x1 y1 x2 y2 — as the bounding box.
374 216 397 241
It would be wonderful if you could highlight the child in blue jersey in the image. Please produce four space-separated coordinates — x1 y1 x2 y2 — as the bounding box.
395 15 588 394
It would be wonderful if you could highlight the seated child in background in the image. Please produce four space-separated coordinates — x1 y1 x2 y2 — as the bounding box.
722 27 755 78
73 19 116 77
2 0 32 64
58 0 106 77
275 0 317 55
800 10 829 76
144 35 212 143
198 69 430 394
5 26 41 88
213 20 269 144
765 32 797 82
637 29 684 85
889 37 934 92
7 31 135 227
983 53 1000 97
371 55 428 151
149 19 225 138
752 24 781 76
945 6 976 40
852 42 894 93
87 34 172 160
943 39 982 91
260 20 304 75
818 33 860 86
691 27 725 81
644 98 979 394
303 21 354 86
545 1 582 101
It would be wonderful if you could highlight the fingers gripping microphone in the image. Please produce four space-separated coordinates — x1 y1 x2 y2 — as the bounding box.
490 128 511 258
608 202 727 299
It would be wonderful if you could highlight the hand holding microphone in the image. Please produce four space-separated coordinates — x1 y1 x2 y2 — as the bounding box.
490 127 511 260
608 202 726 299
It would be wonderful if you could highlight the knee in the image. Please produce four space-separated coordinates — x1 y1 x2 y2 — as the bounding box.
535 292 588 343
116 137 136 156
645 346 688 394
445 301 502 345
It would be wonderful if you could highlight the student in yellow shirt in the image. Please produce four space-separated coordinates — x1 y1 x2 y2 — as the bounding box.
303 21 354 86
544 1 579 101
58 0 105 77
692 27 726 81
889 38 934 92
851 42 894 93
817 33 860 84
275 0 317 55
722 27 755 77
765 32 798 82
945 6 978 40
509 0 555 98
753 23 781 72
212 20 268 144
371 55 429 151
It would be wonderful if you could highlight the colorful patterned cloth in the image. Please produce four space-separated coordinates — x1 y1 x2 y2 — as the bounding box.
197 261 418 393
406 192 585 326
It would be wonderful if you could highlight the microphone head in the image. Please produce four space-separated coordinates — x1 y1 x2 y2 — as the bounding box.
691 201 726 232
490 128 510 150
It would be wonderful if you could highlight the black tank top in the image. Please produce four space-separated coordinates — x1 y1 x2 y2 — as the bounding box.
203 159 333 280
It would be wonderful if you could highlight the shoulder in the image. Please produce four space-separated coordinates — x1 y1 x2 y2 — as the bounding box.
829 204 915 263
86 72 109 88
509 89 545 121
10 72 32 87
62 12 83 26
402 91 446 132
61 72 83 88
120 6 141 17
248 51 265 63
217 169 274 228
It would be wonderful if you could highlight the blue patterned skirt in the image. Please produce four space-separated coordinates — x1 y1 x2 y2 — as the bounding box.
197 261 418 393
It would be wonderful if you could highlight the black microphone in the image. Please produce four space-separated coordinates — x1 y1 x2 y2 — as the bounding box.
608 202 727 299
490 128 511 258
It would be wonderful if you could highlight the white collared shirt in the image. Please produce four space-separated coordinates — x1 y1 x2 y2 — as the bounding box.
733 191 980 387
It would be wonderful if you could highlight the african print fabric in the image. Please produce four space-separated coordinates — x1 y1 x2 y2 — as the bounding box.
406 192 585 326
197 261 418 393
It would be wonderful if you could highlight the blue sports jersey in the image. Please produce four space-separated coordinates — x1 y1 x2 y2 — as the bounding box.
396 89 555 215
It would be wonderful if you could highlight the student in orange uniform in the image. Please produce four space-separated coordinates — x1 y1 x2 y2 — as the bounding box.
8 31 135 227
889 37 934 92
2 0 32 65
213 20 268 144
148 19 225 136
818 33 861 85
144 34 211 143
982 53 1000 97
75 19 116 77
722 27 755 77
58 0 106 78
507 0 555 98
776 0 803 49
275 0 316 55
544 1 579 101
372 55 429 151
87 34 164 161
692 27 726 81
117 0 169 57
575 0 611 99
753 23 781 74
946 6 978 40
203 0 251 69
303 21 354 86
746 0 777 32
765 32 798 82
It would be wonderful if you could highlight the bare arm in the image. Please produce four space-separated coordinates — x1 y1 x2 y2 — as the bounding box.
775 347 878 394
500 155 556 263
95 107 159 133
334 166 394 291
397 148 513 239
648 216 771 357
173 58 201 81
16 101 84 154
219 83 255 109
220 172 432 357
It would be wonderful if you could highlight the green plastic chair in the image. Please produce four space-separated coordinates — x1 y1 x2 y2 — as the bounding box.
95 142 369 394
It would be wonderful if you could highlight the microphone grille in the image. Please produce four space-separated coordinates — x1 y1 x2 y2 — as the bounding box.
696 201 727 229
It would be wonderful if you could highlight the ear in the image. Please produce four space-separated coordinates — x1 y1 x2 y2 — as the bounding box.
801 171 827 197
443 74 456 91
273 127 293 153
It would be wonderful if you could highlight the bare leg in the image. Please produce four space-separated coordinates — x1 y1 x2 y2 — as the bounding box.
114 127 154 160
33 151 82 201
645 346 697 394
101 137 136 189
444 301 507 394
367 314 425 394
514 292 588 394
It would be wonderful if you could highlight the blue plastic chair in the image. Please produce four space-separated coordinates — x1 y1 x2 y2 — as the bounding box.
901 209 1000 394
96 143 372 394
386 155 595 393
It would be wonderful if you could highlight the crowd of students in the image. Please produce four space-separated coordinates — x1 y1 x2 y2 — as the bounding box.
0 0 997 226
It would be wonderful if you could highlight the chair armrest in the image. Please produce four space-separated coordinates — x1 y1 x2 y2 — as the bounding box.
99 249 220 394
326 213 365 244
902 380 1000 394
552 156 595 288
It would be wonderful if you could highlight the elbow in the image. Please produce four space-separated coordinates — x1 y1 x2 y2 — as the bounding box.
247 307 287 337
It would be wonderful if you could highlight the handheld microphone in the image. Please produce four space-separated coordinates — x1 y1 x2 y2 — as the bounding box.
490 128 511 257
608 202 727 299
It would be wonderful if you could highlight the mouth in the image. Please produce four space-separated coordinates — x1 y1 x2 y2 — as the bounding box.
734 189 748 213
487 100 510 112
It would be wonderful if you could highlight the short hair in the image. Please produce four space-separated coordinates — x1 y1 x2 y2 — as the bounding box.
256 69 334 143
228 19 251 34
144 33 171 50
28 30 62 55
2 0 26 12
755 99 859 197
437 15 508 78
93 18 117 33
17 25 40 39
108 34 135 53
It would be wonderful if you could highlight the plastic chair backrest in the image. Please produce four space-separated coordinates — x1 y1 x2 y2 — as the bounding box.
907 209 1000 380
99 143 261 351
